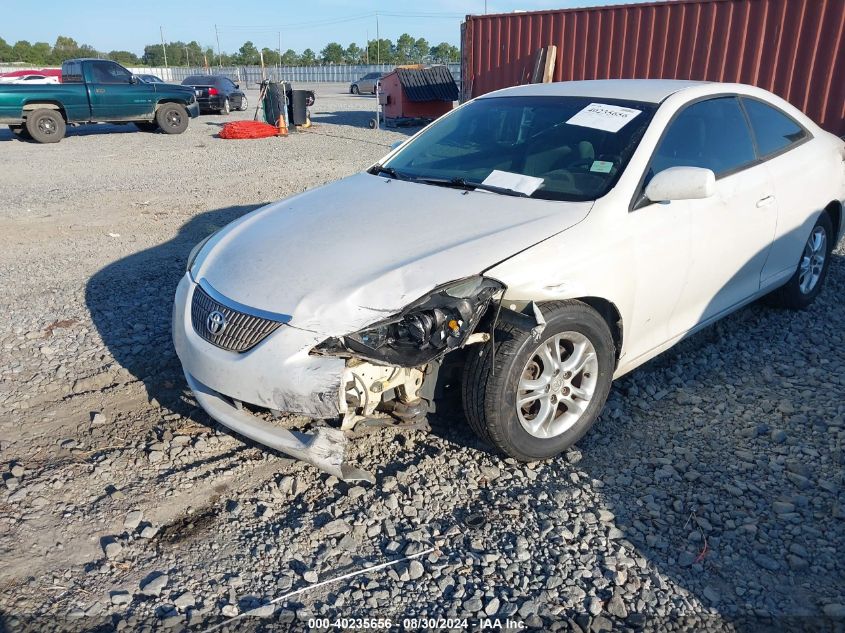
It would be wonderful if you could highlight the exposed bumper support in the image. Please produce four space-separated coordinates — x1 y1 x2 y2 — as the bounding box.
184 370 374 483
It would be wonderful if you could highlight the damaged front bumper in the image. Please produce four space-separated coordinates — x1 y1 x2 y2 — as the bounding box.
183 370 373 482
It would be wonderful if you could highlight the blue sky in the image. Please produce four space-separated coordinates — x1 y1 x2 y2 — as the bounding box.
2 0 651 55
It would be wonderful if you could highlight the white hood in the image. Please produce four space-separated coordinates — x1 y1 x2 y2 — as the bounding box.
193 173 591 335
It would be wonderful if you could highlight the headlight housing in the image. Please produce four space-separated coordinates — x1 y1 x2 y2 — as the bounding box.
315 276 504 366
186 230 219 275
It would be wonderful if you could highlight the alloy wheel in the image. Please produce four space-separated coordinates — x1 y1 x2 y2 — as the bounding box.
516 331 599 439
799 226 826 294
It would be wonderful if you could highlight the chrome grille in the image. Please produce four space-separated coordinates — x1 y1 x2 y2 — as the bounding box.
191 284 284 352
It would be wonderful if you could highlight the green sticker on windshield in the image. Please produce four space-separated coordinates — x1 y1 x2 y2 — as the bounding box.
590 160 614 173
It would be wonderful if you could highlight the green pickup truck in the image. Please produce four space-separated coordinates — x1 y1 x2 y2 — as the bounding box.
0 58 199 143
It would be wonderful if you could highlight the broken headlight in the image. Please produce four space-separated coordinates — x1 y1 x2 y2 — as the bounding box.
316 276 504 366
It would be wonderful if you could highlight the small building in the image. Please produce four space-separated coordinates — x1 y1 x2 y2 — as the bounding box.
377 66 459 127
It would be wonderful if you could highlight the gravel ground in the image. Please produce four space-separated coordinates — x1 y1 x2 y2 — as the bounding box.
0 83 843 632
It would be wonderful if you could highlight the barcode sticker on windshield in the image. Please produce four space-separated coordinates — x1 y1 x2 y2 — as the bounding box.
566 103 642 133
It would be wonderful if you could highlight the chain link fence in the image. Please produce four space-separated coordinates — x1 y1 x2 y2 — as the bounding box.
1 63 461 86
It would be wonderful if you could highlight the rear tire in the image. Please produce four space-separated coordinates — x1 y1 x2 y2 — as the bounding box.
766 213 833 310
155 103 189 134
25 109 66 144
463 300 615 461
135 121 159 132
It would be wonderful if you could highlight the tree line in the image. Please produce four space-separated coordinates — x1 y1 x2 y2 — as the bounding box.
0 34 460 68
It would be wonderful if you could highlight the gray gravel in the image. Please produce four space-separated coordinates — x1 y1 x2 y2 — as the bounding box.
0 83 844 631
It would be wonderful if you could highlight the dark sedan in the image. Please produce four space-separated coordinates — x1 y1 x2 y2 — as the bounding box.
180 75 247 114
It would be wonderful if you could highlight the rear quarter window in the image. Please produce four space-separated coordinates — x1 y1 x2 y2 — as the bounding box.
742 98 808 157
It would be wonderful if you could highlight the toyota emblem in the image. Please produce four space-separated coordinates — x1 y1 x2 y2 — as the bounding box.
206 310 227 335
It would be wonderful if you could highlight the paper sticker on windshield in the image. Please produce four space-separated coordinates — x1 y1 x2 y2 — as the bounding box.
590 160 614 173
566 103 642 133
482 170 544 196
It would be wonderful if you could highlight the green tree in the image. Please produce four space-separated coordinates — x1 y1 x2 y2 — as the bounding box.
236 41 259 65
0 37 11 62
395 33 415 63
109 50 140 65
280 49 298 65
29 42 52 65
52 35 79 62
430 42 459 63
413 37 430 61
11 40 32 63
345 43 363 64
367 38 393 64
261 47 280 66
299 48 316 66
142 44 164 66
320 42 345 64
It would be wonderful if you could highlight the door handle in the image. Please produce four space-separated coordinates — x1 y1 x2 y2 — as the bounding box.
756 195 775 208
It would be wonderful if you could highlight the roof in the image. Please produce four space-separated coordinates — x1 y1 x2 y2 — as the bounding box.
394 66 459 102
480 79 709 103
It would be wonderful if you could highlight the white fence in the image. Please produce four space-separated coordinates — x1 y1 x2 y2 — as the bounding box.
1 63 461 86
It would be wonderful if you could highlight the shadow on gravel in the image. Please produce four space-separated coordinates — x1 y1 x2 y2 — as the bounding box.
313 109 420 136
0 123 147 142
573 230 845 623
85 204 264 419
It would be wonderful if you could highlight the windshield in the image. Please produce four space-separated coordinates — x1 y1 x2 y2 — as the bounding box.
380 95 657 201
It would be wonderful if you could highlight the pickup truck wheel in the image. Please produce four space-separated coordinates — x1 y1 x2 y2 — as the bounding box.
25 109 66 144
10 125 31 140
765 212 833 310
135 121 159 132
463 301 615 461
155 104 189 134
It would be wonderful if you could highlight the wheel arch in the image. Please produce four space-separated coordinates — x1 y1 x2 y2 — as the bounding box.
22 102 67 121
550 296 623 364
825 199 842 244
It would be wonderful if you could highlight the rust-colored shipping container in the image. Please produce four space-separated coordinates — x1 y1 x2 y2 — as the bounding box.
461 0 845 134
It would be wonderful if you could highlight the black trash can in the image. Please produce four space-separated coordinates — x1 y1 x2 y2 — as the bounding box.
289 90 309 126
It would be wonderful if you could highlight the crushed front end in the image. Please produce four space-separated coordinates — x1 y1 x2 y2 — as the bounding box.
173 272 503 481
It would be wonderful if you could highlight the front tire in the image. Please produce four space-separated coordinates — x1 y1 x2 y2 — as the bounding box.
463 301 615 461
238 96 248 111
766 213 833 310
25 109 66 144
155 103 189 134
221 98 230 115
351 85 359 95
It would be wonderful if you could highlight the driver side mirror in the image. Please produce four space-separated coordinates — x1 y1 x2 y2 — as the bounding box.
645 166 716 203
235 83 240 89
129 75 139 84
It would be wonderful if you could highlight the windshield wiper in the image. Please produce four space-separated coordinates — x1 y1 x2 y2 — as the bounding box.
413 176 529 198
371 165 404 180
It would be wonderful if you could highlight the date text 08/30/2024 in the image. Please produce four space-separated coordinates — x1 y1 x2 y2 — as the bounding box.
307 617 526 629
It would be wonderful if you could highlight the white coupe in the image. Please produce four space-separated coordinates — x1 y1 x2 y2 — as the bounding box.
174 80 844 481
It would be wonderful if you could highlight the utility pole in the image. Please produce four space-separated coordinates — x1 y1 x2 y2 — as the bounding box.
485 0 488 14
185 44 189 67
214 24 222 67
376 14 380 66
160 26 168 67
278 31 281 79
366 29 369 64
